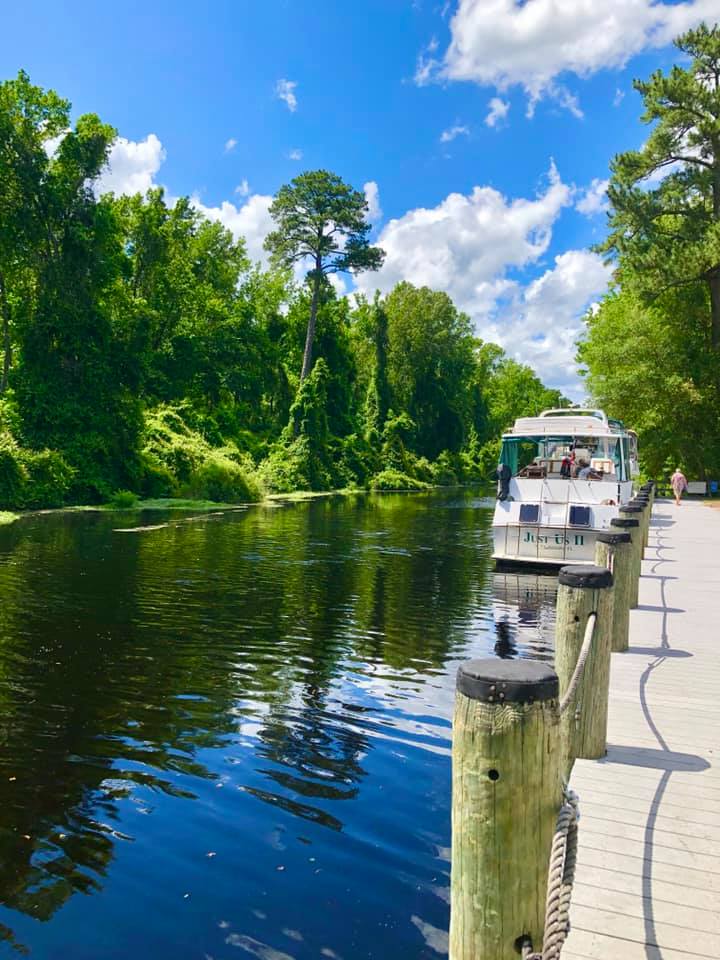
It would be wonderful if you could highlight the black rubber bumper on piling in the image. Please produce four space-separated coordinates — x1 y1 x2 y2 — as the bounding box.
456 659 558 704
611 517 639 528
620 504 643 514
597 531 632 545
558 564 613 589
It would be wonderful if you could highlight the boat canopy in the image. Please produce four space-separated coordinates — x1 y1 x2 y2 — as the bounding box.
509 411 627 437
499 432 632 481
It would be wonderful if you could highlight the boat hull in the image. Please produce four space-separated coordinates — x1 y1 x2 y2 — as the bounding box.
492 523 600 566
491 477 633 568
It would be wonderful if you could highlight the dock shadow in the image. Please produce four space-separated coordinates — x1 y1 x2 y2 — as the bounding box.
599 743 709 772
625 645 692 659
635 603 684 613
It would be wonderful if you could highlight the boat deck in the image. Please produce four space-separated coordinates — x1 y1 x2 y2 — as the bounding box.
565 499 720 959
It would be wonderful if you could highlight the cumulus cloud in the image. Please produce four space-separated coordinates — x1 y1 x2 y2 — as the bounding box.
225 138 237 153
363 181 382 225
353 165 611 394
355 162 571 318
575 178 609 216
440 123 470 143
485 97 510 128
613 87 625 107
288 148 303 161
193 194 274 267
95 134 166 196
426 0 717 114
235 178 251 197
276 78 298 112
487 250 612 398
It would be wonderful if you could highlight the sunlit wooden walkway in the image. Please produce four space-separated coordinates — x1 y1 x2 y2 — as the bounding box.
565 499 720 960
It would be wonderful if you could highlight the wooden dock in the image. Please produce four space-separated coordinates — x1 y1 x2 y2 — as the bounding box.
565 500 720 960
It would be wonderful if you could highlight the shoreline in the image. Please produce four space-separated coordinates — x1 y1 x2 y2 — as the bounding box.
1 485 490 527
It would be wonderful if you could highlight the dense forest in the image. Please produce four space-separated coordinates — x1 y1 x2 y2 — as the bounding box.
0 72 565 511
579 24 720 481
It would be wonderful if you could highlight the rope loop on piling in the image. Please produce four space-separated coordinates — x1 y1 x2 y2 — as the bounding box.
558 613 596 716
520 787 580 960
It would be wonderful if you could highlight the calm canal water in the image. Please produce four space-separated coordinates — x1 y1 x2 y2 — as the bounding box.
0 489 557 959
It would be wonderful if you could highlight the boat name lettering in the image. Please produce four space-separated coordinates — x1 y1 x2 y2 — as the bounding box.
522 531 585 546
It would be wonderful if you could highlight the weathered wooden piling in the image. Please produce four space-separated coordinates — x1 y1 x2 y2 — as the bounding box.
611 515 640 608
450 659 562 960
632 495 651 552
618 505 644 606
595 531 633 652
554 565 614 771
641 481 654 509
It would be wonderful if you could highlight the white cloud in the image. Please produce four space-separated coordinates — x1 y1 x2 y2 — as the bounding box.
355 162 571 318
353 165 611 395
429 0 717 114
288 148 303 161
364 181 383 225
613 87 625 107
488 250 612 398
95 134 166 196
225 138 238 153
235 179 251 197
485 97 510 128
276 78 298 112
329 274 348 297
440 123 470 143
575 177 609 216
193 194 274 267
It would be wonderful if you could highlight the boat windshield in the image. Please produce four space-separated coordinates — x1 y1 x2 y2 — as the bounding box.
499 434 629 481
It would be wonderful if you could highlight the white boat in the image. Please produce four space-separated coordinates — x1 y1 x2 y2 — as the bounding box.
492 408 639 566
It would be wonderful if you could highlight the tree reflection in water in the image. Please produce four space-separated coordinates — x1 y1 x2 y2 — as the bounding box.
0 491 557 959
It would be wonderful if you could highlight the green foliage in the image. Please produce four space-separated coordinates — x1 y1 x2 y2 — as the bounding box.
578 286 720 478
600 23 720 346
265 170 385 280
265 170 385 381
0 431 75 509
580 25 720 481
0 432 24 507
384 283 477 459
369 469 431 492
0 72 567 508
479 348 566 439
110 489 139 508
142 406 262 503
259 359 336 492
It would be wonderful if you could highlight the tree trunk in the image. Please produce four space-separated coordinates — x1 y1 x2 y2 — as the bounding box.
0 271 11 395
300 264 321 382
710 273 720 349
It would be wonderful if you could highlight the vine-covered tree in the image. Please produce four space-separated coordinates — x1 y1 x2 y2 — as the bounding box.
600 23 720 346
265 170 385 381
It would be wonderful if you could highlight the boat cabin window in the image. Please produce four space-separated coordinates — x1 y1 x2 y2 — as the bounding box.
499 435 629 480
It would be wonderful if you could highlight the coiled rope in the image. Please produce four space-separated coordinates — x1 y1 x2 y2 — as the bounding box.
521 788 580 960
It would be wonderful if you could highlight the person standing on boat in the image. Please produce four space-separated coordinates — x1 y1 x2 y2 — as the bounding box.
671 467 688 506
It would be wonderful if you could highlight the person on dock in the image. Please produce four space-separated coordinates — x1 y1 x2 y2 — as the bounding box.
671 467 688 506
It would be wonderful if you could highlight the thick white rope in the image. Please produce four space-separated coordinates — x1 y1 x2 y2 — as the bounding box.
558 613 596 716
521 788 580 960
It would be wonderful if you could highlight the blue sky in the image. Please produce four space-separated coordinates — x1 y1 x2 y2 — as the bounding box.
2 0 716 397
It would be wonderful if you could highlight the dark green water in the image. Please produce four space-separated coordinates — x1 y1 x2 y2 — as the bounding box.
0 489 557 959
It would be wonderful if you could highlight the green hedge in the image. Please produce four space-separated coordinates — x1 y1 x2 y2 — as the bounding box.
0 432 75 509
141 406 263 503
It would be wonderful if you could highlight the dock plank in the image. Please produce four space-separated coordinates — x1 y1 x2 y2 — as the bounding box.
565 501 720 960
